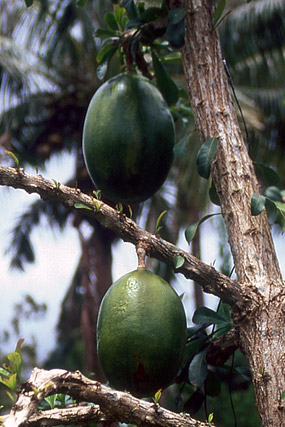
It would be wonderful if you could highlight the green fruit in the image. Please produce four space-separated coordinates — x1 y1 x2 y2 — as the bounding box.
96 269 187 397
82 72 175 204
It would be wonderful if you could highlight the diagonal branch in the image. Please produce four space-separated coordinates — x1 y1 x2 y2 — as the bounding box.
0 164 242 305
3 368 213 427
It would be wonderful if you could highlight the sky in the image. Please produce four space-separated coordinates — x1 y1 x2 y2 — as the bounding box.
0 152 284 366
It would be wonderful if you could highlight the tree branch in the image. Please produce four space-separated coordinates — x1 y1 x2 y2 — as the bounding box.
0 164 243 306
3 368 213 427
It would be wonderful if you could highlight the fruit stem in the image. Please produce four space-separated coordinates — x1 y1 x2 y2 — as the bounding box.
136 243 147 269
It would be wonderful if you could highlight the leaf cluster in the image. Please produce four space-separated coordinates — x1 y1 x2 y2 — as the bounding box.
95 0 187 106
251 163 285 231
0 340 24 403
172 303 248 418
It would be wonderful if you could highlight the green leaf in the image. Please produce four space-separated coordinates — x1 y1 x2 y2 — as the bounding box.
6 344 22 380
0 367 10 376
95 28 116 38
161 51 182 64
173 133 190 158
52 179 60 189
214 0 226 26
24 0 33 6
166 19 185 48
97 42 118 64
152 50 178 105
115 7 128 30
188 348 208 388
251 192 266 216
183 337 209 365
185 221 199 243
168 7 188 25
140 7 165 23
209 180 220 206
155 210 167 234
77 0 87 6
185 213 220 244
192 306 228 325
44 394 57 409
5 150 20 168
174 255 185 269
74 203 93 211
271 201 285 232
93 202 101 213
166 6 187 48
218 301 232 322
264 186 282 202
187 324 209 338
0 373 17 392
153 388 162 404
212 324 232 339
281 390 285 400
116 202 124 213
93 190 102 200
254 162 282 188
183 388 204 414
205 371 221 397
104 12 119 31
128 205 133 218
125 18 142 29
196 138 218 179
7 352 21 371
122 0 139 20
208 412 214 423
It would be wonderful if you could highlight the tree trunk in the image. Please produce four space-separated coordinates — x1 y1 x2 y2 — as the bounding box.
180 0 285 425
80 227 114 381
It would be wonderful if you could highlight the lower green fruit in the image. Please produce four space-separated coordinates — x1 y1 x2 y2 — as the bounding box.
96 269 187 397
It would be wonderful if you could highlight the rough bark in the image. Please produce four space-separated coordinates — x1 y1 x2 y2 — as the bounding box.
180 0 285 425
2 368 212 427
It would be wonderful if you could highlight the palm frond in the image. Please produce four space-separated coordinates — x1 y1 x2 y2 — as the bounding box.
234 89 265 132
220 0 285 164
0 0 26 36
0 36 58 111
23 0 98 69
0 91 60 165
6 198 70 270
227 0 285 26
237 86 285 120
221 0 285 76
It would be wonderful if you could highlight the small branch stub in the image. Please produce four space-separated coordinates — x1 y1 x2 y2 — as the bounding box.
136 243 147 269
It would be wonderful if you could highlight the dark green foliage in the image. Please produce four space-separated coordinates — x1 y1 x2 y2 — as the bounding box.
188 348 209 388
151 50 179 105
196 138 218 179
166 7 187 48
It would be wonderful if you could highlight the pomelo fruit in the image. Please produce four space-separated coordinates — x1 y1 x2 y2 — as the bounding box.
96 269 187 397
82 72 175 204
